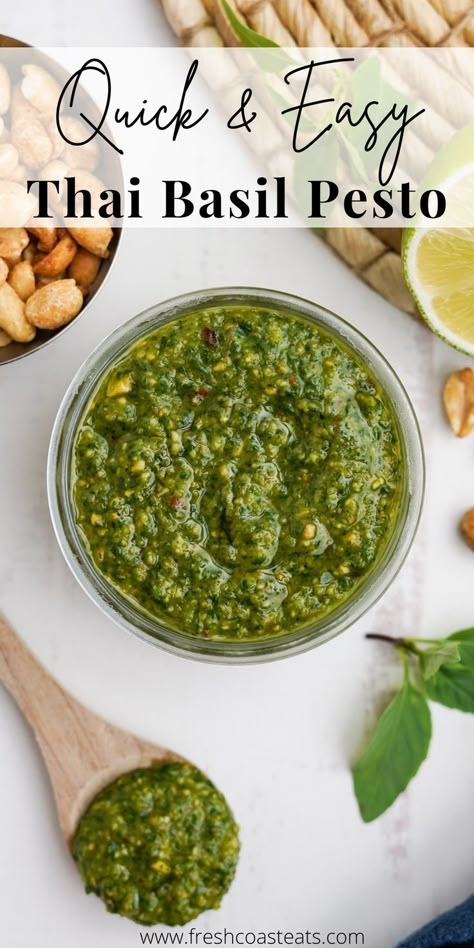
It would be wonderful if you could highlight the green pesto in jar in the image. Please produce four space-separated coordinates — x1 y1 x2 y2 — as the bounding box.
72 305 402 640
71 763 240 927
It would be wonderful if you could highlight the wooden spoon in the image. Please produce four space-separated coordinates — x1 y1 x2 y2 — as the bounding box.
0 616 183 842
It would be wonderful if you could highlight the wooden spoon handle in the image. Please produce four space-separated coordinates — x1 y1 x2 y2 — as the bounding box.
0 615 118 836
0 615 69 729
0 616 175 839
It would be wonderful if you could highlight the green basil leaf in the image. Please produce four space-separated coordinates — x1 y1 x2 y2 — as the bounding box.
350 58 382 114
425 663 474 713
221 1 295 73
221 1 278 48
336 126 369 182
418 641 461 680
352 678 431 822
447 628 474 669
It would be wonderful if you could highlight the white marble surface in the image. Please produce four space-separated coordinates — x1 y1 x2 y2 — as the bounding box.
1 6 474 947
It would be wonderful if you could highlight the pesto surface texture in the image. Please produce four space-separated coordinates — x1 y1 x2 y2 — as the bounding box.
72 305 402 640
71 763 240 926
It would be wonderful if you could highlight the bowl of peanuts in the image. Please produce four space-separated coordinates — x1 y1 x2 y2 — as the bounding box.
0 37 122 364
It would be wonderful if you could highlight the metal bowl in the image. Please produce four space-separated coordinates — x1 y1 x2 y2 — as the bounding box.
0 36 122 365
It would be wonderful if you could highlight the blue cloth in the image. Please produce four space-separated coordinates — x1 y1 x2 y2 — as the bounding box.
397 896 474 947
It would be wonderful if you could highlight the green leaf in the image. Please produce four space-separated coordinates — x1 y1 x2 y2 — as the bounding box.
352 678 431 822
221 1 280 47
425 663 474 713
220 1 295 73
447 628 474 670
350 58 382 112
335 126 369 181
418 641 461 680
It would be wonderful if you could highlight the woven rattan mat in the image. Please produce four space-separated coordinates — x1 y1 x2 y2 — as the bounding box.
159 0 474 315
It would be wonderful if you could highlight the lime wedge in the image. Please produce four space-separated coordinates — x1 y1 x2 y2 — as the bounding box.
402 127 474 355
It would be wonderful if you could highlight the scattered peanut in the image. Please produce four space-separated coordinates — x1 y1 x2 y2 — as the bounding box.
460 508 474 550
0 281 36 342
0 258 8 288
26 279 83 329
0 327 12 347
443 368 474 438
8 260 36 301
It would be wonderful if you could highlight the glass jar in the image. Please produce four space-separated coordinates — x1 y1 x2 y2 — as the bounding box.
48 287 425 664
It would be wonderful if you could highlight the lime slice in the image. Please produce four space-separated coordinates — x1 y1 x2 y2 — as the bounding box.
403 223 474 354
402 126 474 355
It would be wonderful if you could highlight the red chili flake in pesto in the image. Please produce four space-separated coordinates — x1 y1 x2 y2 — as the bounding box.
289 376 296 385
202 327 218 347
194 387 209 400
201 630 209 637
168 496 185 510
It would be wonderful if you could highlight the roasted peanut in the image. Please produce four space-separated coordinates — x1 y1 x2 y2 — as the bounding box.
21 243 35 264
33 234 77 277
0 257 8 287
70 170 106 210
0 144 19 179
67 247 101 290
11 87 52 169
0 281 36 341
56 117 99 172
2 251 22 267
0 65 10 116
26 279 83 329
8 260 35 301
0 327 12 347
460 508 474 550
67 226 112 258
36 273 66 288
32 250 47 268
443 368 474 438
27 225 57 253
46 120 65 159
21 65 60 120
39 160 70 199
0 227 29 258
8 162 26 184
0 181 37 226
